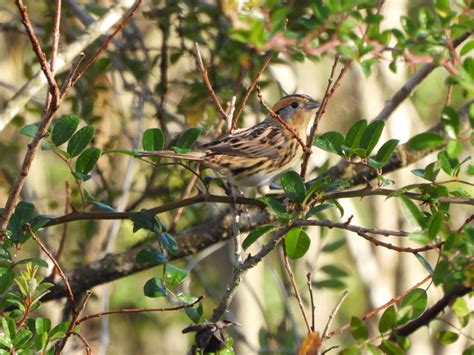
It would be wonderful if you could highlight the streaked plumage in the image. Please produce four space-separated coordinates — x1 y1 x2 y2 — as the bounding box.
140 94 320 187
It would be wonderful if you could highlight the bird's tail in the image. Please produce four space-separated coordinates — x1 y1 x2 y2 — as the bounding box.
137 150 206 161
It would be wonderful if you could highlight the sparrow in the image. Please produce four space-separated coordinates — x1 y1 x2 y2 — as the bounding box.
139 94 320 187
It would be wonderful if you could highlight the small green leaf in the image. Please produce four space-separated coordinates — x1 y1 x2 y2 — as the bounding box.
15 258 49 268
49 322 70 341
178 293 202 324
375 139 399 163
136 248 168 265
35 317 51 335
90 200 116 212
67 125 95 157
306 203 335 219
409 232 429 245
242 225 276 250
451 298 469 318
446 140 462 159
20 123 39 138
359 120 384 156
380 339 404 355
398 196 426 228
314 279 345 289
129 212 162 234
350 317 368 341
0 269 15 294
160 232 179 257
442 107 460 138
1 316 16 340
52 115 80 146
427 212 443 240
7 201 35 243
321 264 348 277
399 288 427 321
379 305 397 333
415 253 434 275
460 40 474 56
75 147 101 174
321 238 346 252
345 120 368 149
257 196 291 220
340 346 362 355
175 128 202 149
143 277 167 298
284 228 311 259
436 330 459 344
281 171 306 203
12 327 32 347
142 128 165 151
164 264 188 285
313 131 344 154
408 132 444 151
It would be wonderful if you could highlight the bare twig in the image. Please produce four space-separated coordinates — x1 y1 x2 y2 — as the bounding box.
44 0 62 113
26 225 75 304
77 295 203 324
255 85 307 150
328 275 431 337
294 219 409 237
51 181 71 279
356 231 442 253
231 54 272 131
193 42 227 119
283 248 312 334
318 290 349 354
72 332 92 355
306 273 316 331
59 52 85 97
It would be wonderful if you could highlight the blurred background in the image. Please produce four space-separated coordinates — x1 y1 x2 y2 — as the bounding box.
0 0 472 354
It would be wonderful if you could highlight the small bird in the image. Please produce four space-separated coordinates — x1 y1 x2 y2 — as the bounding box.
140 94 320 187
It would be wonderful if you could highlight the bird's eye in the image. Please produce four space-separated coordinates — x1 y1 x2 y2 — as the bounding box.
290 102 299 108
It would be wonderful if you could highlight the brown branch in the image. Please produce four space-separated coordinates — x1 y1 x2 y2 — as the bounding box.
231 54 272 131
356 231 442 253
306 273 316 331
193 42 227 120
328 275 432 338
283 247 312 334
26 225 75 304
70 0 142 88
71 332 92 355
44 0 62 113
77 295 203 325
51 181 71 279
210 226 291 322
294 219 409 237
54 290 92 355
255 85 307 150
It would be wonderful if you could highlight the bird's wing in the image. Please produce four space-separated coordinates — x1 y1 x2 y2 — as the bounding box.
201 123 285 159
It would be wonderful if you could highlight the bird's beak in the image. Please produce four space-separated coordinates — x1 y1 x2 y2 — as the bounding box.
305 99 321 110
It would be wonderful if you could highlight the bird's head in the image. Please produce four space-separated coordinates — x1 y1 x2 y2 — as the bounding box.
269 94 320 131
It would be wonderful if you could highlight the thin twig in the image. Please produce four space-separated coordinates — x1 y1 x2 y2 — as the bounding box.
306 273 316 331
55 290 92 355
59 52 85 98
328 275 431 337
26 225 75 304
294 219 409 237
231 54 272 131
51 181 71 279
318 290 349 355
77 295 203 324
72 332 92 355
44 0 62 113
283 248 312 334
193 42 227 119
357 230 442 253
255 85 307 150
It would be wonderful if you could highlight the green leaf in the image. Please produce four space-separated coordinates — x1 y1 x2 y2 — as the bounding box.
174 128 202 149
436 330 459 344
446 140 462 159
379 305 397 333
306 203 335 219
15 258 49 268
67 125 95 157
350 317 368 341
442 107 460 138
321 264 348 277
242 225 276 250
284 228 311 259
375 139 399 163
90 200 116 212
321 238 346 252
365 344 383 355
52 115 80 146
129 212 162 234
160 232 179 257
399 288 427 321
408 132 444 151
359 120 384 156
7 201 35 243
143 277 167 298
164 264 188 285
345 120 368 149
49 322 70 341
75 147 101 174
20 123 39 138
409 232 429 245
438 151 458 176
314 279 345 289
398 196 426 228
12 327 32 348
281 171 306 203
340 346 362 355
460 40 474 56
135 248 168 265
178 293 202 324
313 131 344 154
35 317 51 335
2 316 16 340
380 339 404 355
142 128 165 151
463 345 474 355
427 212 443 240
257 196 290 220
